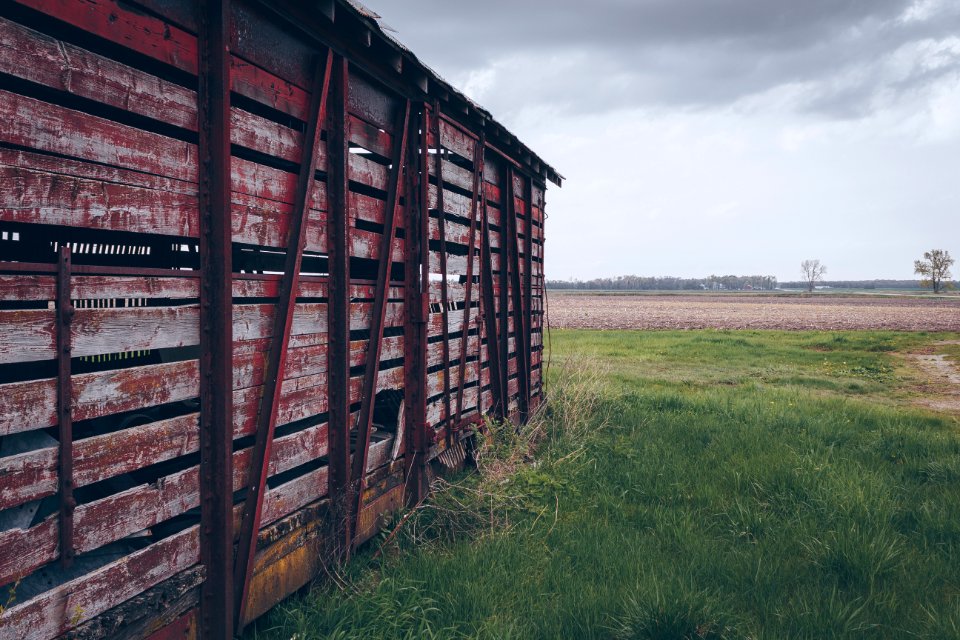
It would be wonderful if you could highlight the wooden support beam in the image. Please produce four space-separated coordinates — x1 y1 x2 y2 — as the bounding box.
197 0 234 637
404 104 430 504
234 50 333 628
326 54 352 557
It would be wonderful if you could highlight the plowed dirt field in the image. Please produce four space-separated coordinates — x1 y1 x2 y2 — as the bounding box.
548 293 960 331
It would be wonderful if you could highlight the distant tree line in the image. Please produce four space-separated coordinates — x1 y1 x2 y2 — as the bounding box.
778 280 947 290
547 275 779 291
547 276 959 291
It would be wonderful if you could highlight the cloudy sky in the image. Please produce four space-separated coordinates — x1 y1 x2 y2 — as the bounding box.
378 0 960 281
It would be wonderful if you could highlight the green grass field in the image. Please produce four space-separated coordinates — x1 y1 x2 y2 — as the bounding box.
247 330 960 639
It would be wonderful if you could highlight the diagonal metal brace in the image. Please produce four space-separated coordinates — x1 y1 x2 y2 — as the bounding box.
234 50 333 628
349 99 411 546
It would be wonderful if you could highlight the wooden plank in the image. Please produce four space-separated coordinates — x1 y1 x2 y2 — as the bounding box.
0 413 199 510
429 214 475 247
0 525 201 640
1 158 404 255
0 360 196 437
429 158 474 194
0 89 198 182
347 72 398 133
0 344 394 505
428 184 473 220
0 16 195 130
0 413 337 588
437 117 476 162
0 273 404 304
0 16 317 169
13 0 312 121
348 115 392 158
1 141 399 248
0 301 405 365
0 322 406 438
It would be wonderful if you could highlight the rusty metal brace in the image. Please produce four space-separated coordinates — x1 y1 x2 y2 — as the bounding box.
56 244 75 569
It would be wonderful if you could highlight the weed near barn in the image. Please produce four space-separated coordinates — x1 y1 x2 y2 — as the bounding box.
247 330 960 639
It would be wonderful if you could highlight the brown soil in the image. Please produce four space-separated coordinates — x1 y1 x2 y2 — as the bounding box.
548 294 960 331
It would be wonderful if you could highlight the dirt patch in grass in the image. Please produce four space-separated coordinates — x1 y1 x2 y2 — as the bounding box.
901 341 960 413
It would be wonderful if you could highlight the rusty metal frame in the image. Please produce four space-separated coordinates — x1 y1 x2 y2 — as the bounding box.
326 53 352 555
431 103 453 444
197 0 234 637
479 155 504 419
506 169 530 420
498 163 510 418
454 131 485 426
350 98 411 543
404 103 430 503
233 50 333 626
56 244 75 569
523 175 535 413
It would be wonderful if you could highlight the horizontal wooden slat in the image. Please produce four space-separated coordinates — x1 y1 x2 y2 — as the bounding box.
0 88 198 182
0 301 405 364
2 143 400 251
0 525 200 640
438 117 476 162
12 0 311 120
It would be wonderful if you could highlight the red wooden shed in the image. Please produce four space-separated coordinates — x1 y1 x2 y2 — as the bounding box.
0 0 560 637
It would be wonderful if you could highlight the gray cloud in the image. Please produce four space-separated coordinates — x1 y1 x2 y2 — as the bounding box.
378 0 960 118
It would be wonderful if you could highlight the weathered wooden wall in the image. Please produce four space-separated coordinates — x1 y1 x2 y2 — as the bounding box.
0 0 549 637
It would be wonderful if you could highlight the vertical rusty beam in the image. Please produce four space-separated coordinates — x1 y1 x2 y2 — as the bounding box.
523 177 534 410
326 54 352 555
498 163 510 419
404 104 430 503
197 0 234 637
454 132 484 426
431 105 452 444
350 99 410 540
479 156 504 419
56 244 75 569
234 51 332 627
506 169 530 421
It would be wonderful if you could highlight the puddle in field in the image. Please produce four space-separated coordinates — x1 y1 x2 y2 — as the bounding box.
903 341 960 413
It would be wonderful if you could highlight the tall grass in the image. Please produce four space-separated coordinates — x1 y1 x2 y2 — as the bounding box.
247 330 960 640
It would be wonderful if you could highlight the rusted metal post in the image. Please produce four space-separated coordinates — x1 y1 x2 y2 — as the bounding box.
350 99 410 542
431 104 452 443
197 0 234 636
498 164 510 419
454 132 484 426
234 51 333 627
523 177 534 411
56 244 75 569
479 158 504 419
506 169 530 421
326 54 352 556
404 104 430 503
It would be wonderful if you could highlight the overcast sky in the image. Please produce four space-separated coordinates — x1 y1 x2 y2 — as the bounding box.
378 0 960 281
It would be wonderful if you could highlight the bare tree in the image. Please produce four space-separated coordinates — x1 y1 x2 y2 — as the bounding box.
914 249 954 293
800 259 827 292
